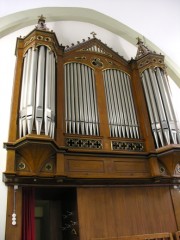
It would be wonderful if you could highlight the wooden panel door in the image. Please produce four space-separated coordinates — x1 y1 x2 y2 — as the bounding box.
77 187 177 240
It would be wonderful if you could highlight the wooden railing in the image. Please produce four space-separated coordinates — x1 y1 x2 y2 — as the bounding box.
91 232 174 240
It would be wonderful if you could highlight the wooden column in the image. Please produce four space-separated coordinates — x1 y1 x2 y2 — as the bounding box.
56 153 66 176
8 39 24 142
55 51 65 146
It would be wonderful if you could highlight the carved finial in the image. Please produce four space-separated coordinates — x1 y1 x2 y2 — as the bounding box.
136 37 143 45
90 32 97 38
135 37 151 59
36 15 49 31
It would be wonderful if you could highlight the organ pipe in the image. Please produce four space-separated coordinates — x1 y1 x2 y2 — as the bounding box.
26 48 38 135
19 46 56 138
103 69 140 139
64 63 99 136
142 71 162 148
19 51 28 138
35 46 45 135
142 67 180 148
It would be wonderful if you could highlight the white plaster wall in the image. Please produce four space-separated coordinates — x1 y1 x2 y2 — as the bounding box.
0 33 16 240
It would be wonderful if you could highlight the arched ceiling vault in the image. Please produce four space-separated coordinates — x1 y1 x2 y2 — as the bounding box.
0 7 180 86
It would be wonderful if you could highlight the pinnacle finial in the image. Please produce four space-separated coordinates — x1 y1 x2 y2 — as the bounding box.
90 32 97 38
36 15 49 31
38 15 46 22
135 36 151 59
136 37 143 45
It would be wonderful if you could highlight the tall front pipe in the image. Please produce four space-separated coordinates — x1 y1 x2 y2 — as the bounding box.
44 49 52 136
92 71 99 135
74 63 80 134
149 68 170 145
50 52 56 138
26 48 38 134
77 63 85 134
84 65 92 135
19 53 28 138
142 73 159 147
155 68 179 143
126 74 139 138
22 48 32 136
113 70 124 137
35 46 45 135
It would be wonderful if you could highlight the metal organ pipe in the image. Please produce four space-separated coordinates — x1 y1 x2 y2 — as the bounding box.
91 71 99 135
19 46 56 138
121 71 131 138
82 64 89 135
50 51 56 138
142 71 161 148
19 51 28 138
22 48 32 137
103 69 140 139
26 48 38 135
44 49 56 138
64 63 99 136
35 46 45 135
77 63 84 134
125 74 139 139
110 70 119 137
155 68 180 143
142 67 180 148
74 63 80 134
114 71 124 137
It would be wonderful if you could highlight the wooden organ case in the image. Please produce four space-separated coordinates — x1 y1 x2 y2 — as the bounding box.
3 17 180 240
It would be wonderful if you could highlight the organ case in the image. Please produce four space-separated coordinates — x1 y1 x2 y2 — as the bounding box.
3 18 180 240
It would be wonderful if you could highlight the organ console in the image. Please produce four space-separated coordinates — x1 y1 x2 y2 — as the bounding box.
3 16 180 240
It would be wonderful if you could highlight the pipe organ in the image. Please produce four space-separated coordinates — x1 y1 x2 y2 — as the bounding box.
3 17 180 240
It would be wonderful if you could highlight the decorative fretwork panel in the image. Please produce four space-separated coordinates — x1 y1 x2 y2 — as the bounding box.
64 63 99 136
103 69 139 139
65 138 102 149
112 141 144 151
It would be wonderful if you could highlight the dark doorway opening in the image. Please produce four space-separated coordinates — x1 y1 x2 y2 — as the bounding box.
35 187 78 240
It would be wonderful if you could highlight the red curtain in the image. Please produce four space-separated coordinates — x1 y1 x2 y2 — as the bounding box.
22 187 35 240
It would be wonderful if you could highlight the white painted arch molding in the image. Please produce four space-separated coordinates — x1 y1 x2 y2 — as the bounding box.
0 7 180 86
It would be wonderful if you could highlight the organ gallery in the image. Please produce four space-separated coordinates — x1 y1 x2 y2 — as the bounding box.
3 16 180 240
